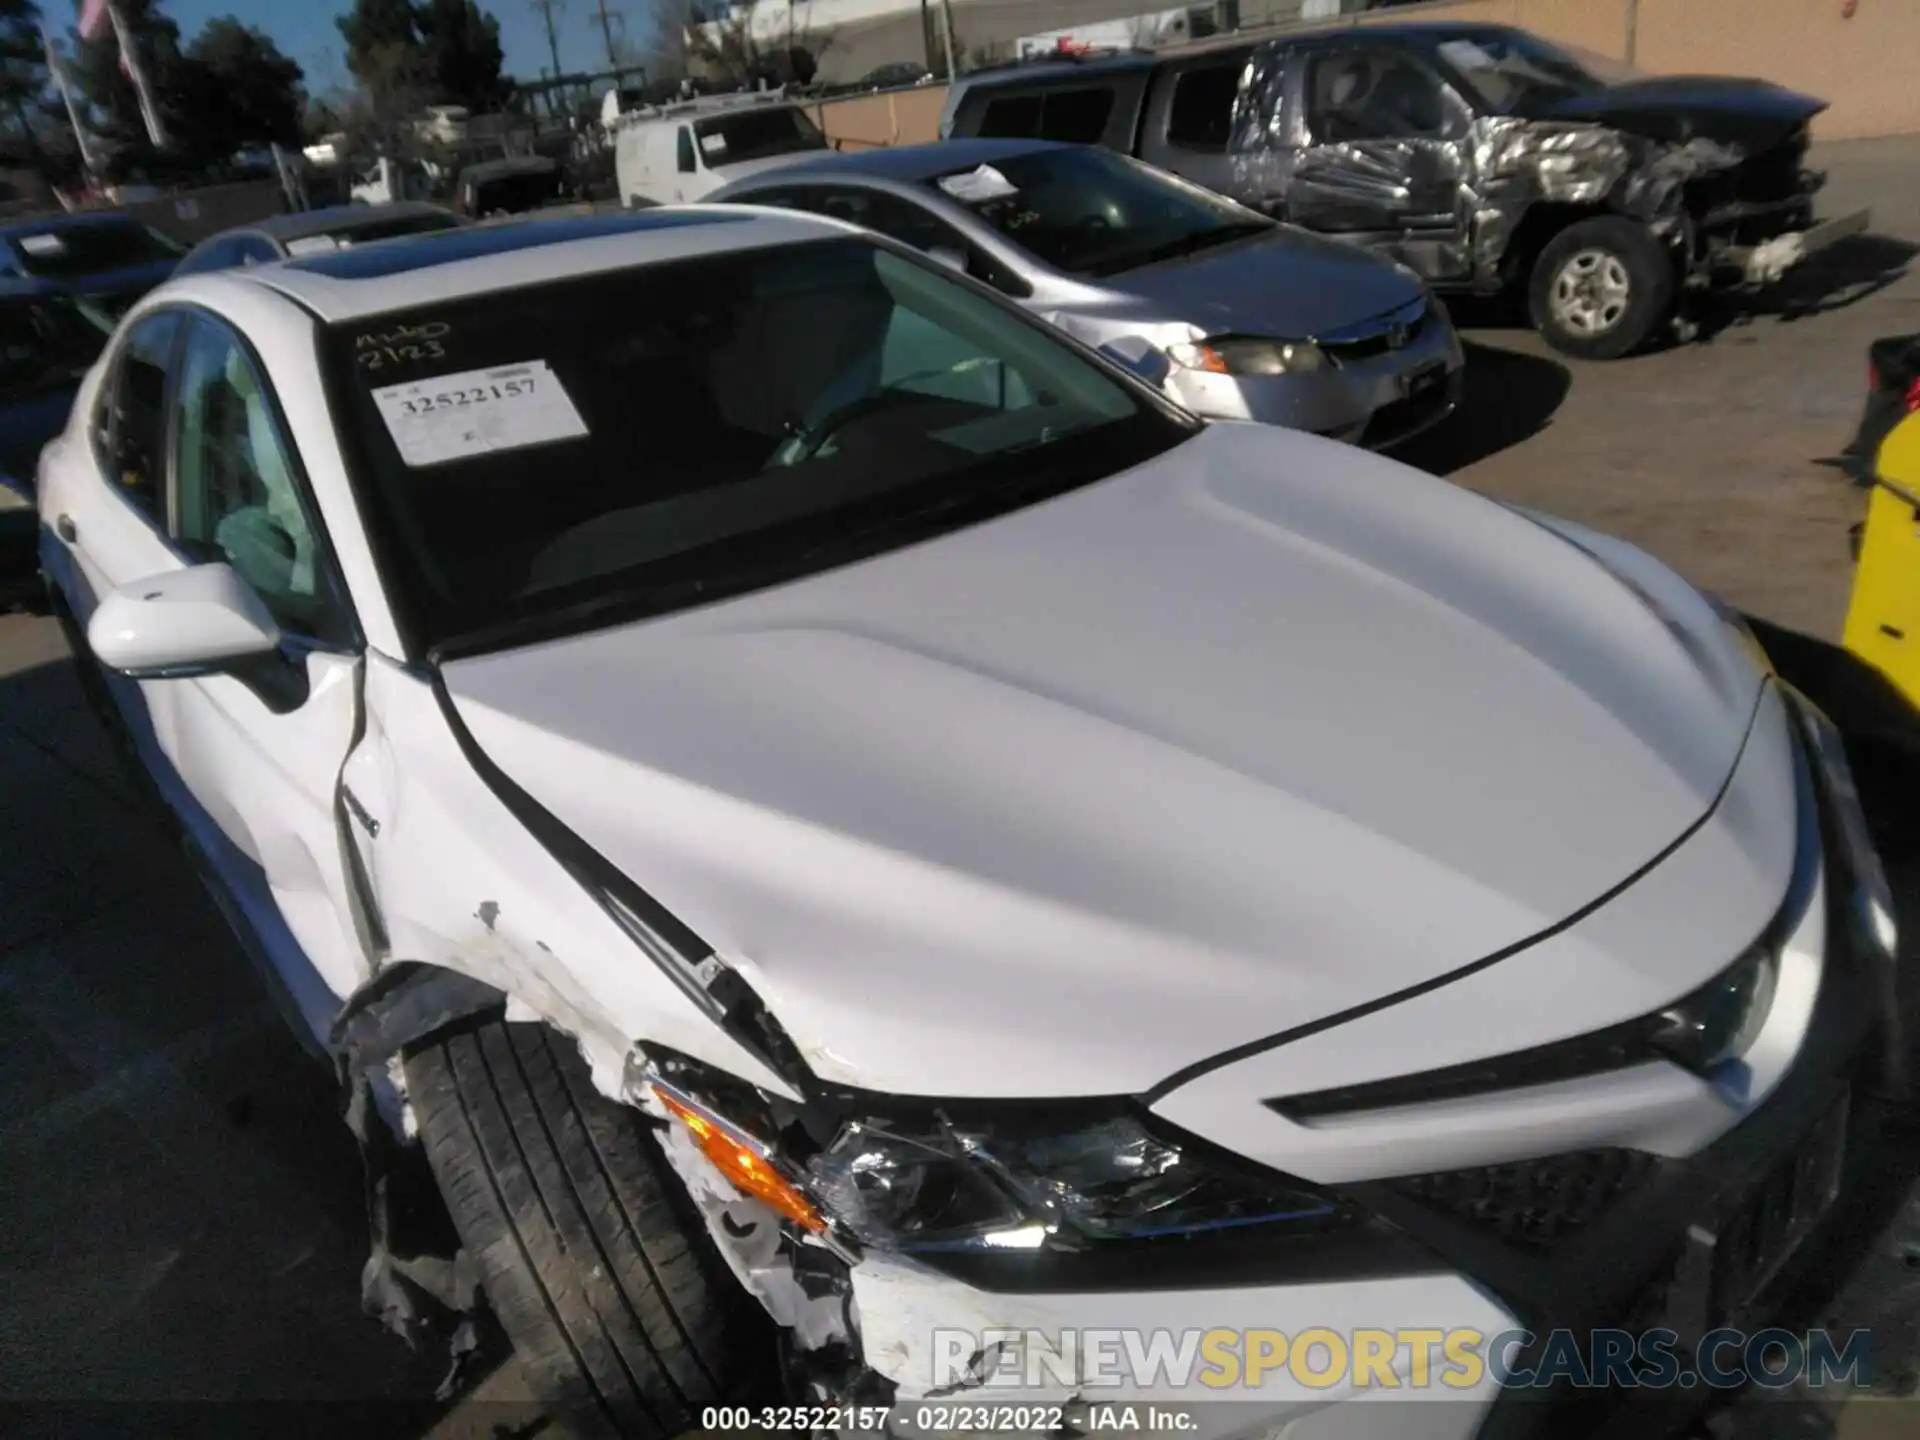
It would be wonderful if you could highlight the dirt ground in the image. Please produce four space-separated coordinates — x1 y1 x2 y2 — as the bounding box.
3 136 1920 1437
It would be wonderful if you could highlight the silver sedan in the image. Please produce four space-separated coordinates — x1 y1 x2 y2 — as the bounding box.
710 138 1464 447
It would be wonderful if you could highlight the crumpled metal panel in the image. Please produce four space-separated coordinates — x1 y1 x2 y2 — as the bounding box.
1227 47 1753 288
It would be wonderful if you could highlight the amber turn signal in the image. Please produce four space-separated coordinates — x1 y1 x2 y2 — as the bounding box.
653 1085 827 1233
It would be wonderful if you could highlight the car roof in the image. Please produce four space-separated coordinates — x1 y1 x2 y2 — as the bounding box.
245 201 457 243
1270 19 1524 48
0 210 143 238
724 137 1067 187
237 205 856 323
954 52 1160 91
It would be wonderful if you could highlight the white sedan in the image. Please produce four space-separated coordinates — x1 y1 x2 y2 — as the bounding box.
35 206 1900 1437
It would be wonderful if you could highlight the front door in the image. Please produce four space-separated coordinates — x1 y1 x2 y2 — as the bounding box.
1284 43 1474 281
51 307 370 1044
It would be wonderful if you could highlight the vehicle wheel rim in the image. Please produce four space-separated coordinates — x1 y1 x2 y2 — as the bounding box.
1549 249 1632 336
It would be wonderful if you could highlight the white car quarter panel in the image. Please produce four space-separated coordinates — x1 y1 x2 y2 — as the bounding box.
1151 686 1813 1183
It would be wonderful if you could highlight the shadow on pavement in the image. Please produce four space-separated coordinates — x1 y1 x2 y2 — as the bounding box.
0 644 461 1430
1694 233 1920 342
1394 340 1573 476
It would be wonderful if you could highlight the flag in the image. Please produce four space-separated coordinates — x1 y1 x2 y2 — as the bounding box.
104 0 167 149
76 0 110 43
41 27 100 173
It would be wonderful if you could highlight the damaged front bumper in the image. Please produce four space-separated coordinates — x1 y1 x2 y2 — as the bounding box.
1715 207 1872 287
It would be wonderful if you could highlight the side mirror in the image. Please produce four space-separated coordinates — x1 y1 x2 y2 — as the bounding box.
926 245 969 275
87 563 282 678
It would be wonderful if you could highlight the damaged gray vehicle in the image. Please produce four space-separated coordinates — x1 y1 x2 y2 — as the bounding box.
1227 23 1867 358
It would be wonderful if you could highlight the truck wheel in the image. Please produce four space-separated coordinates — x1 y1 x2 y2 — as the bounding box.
1528 217 1676 360
405 1020 776 1437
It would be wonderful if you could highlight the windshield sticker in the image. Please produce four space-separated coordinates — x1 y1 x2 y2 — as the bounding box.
285 235 341 256
17 234 66 256
938 165 1020 204
370 360 588 467
699 131 728 157
1436 38 1497 71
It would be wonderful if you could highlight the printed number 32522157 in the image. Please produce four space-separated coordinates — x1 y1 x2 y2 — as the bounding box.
397 378 535 416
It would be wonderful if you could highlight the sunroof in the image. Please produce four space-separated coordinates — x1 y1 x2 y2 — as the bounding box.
283 209 751 280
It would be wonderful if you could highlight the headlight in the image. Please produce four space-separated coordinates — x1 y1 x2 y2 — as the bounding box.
637 1056 1355 1255
804 1107 1352 1253
1166 336 1330 376
1648 943 1781 1074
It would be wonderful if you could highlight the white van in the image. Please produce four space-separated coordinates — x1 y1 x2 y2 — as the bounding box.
615 97 831 207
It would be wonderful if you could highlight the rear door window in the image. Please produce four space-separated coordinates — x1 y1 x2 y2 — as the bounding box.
1039 87 1116 143
978 92 1043 138
1166 62 1242 151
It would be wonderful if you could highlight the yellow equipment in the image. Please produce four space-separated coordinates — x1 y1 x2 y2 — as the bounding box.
1843 414 1920 709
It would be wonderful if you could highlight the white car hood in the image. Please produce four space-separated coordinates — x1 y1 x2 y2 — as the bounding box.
442 423 1768 1098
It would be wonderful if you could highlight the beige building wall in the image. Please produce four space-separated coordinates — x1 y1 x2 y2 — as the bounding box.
1357 0 1915 140
808 85 950 150
1634 0 1920 140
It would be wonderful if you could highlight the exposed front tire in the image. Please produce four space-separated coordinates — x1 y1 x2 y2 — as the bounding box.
1528 217 1676 360
405 1020 776 1437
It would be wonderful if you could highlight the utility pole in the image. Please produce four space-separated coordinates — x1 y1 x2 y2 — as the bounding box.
592 0 621 69
937 0 958 80
530 0 567 87
919 0 933 73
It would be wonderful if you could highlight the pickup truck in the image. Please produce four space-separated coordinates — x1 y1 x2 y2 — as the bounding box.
944 23 1865 359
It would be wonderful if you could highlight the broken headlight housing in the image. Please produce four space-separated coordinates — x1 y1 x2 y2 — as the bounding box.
803 1108 1352 1254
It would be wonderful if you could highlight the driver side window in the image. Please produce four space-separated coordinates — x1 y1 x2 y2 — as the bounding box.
169 316 351 644
1305 49 1455 142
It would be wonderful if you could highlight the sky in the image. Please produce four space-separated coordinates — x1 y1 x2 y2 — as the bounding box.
148 0 670 95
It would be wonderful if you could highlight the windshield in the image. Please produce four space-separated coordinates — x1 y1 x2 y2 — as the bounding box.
8 220 183 280
1433 32 1608 113
931 148 1271 278
694 107 829 168
324 237 1188 653
0 292 111 398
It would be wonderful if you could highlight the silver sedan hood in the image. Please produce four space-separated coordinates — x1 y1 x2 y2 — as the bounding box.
442 424 1770 1098
1100 225 1428 340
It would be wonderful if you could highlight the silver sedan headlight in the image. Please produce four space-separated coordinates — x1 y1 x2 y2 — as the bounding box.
1166 337 1330 376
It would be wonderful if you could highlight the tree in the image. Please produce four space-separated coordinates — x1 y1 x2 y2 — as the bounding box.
418 0 507 109
683 0 830 89
0 0 49 166
304 94 345 141
181 18 305 153
338 0 421 83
